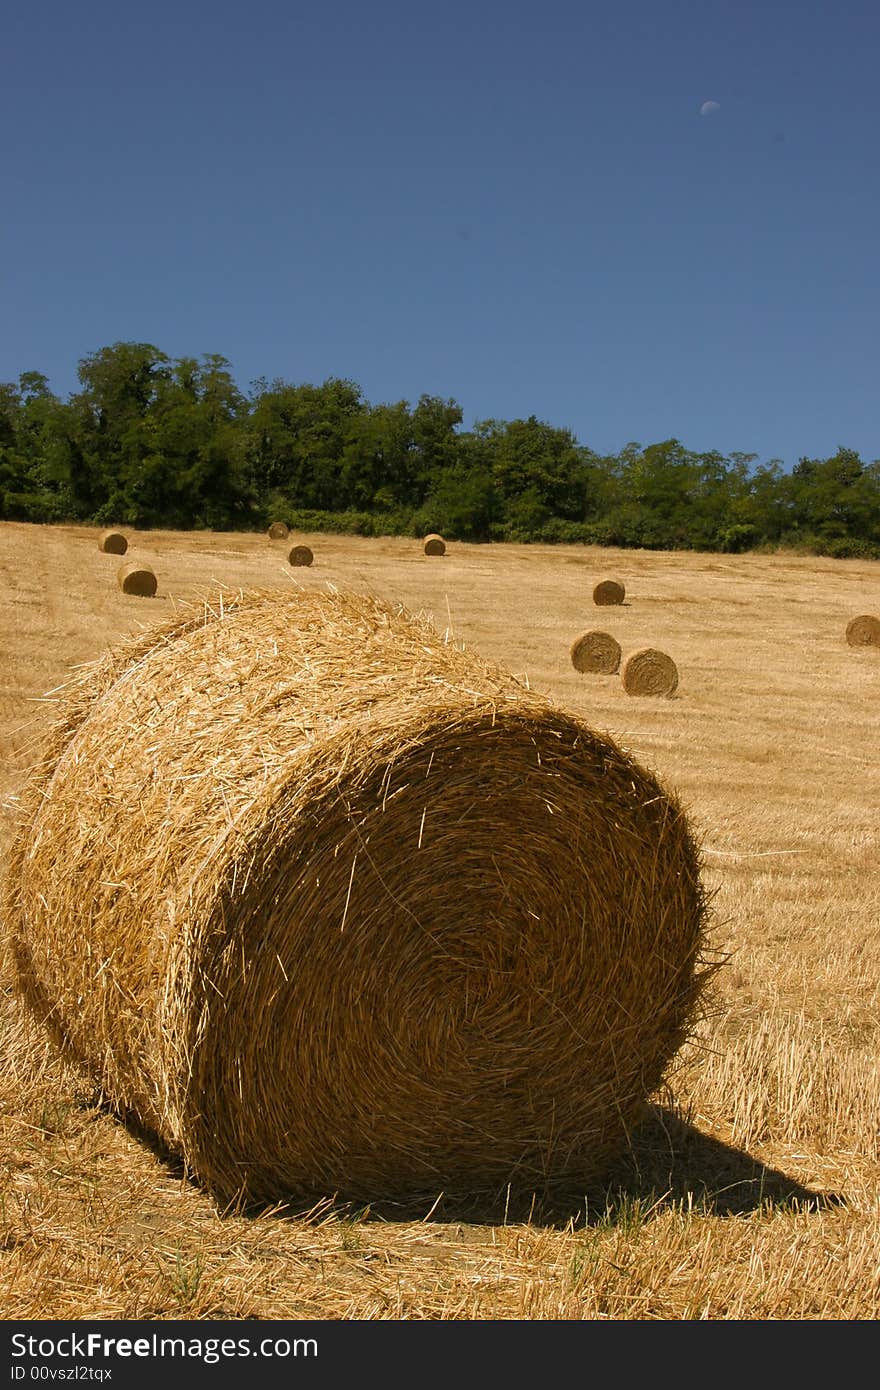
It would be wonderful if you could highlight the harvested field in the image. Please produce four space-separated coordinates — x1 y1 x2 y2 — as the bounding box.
0 521 878 1321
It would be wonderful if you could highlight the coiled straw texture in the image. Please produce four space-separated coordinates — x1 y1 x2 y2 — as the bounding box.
570 630 622 674
621 647 679 697
845 614 880 647
592 579 625 606
98 530 128 555
116 562 157 596
4 588 709 1208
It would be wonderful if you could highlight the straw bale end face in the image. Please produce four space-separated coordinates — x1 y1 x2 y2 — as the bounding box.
845 614 880 647
267 521 290 540
99 530 128 555
287 544 314 567
423 533 446 556
622 647 679 697
570 630 621 674
117 562 158 597
592 579 625 606
3 588 710 1210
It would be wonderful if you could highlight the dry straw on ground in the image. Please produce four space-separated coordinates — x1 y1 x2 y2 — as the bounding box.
287 544 314 567
423 533 446 556
3 587 711 1210
621 647 679 698
593 578 625 606
98 530 128 555
116 562 157 597
845 614 880 647
570 630 622 675
267 522 290 540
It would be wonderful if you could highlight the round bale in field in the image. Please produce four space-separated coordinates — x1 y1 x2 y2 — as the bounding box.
592 579 625 606
287 544 313 567
570 630 622 675
423 533 446 556
116 562 157 597
845 614 880 648
98 530 128 555
267 521 290 540
3 588 710 1208
621 647 679 697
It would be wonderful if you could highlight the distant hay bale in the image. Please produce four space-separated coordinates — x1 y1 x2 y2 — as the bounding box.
423 533 446 556
287 545 313 567
116 562 157 597
267 522 289 540
98 530 127 555
845 614 880 647
621 647 679 697
3 588 710 1208
592 579 625 606
570 630 622 675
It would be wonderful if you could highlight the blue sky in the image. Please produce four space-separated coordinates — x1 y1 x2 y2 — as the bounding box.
3 0 878 468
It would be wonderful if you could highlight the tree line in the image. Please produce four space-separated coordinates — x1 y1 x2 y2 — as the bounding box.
1 341 878 558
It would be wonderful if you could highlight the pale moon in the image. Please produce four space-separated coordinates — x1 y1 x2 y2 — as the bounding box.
699 99 720 116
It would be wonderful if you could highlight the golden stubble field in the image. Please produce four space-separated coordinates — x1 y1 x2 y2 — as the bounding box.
0 520 878 1320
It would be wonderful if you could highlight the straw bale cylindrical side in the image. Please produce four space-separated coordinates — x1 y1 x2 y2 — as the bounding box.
3 589 709 1208
287 544 313 567
423 533 446 556
621 647 679 697
570 631 622 675
592 579 625 606
845 614 880 648
117 562 157 597
267 521 289 540
99 530 128 555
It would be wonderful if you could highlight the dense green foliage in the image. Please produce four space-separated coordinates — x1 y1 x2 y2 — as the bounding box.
2 342 878 557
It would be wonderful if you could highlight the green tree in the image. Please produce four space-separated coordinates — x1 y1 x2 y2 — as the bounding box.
133 354 251 528
64 342 171 518
789 448 880 549
245 377 366 510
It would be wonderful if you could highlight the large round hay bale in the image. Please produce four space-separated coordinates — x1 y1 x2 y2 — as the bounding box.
845 614 880 647
116 562 157 597
621 647 679 697
98 530 128 555
423 533 446 556
570 630 622 675
592 579 625 606
286 542 314 564
267 521 290 540
3 588 709 1209
287 544 313 567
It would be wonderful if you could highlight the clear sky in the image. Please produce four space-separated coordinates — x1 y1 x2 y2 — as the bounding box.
3 0 878 468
